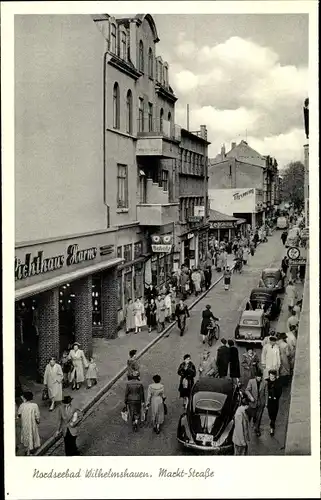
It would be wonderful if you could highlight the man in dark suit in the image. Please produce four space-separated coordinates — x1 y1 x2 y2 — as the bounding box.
56 395 81 455
216 338 230 378
245 368 267 437
124 371 145 431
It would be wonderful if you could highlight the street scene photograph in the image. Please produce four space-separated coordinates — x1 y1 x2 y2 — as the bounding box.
11 8 313 463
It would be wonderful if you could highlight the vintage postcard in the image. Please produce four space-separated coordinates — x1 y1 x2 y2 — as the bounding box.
2 0 319 498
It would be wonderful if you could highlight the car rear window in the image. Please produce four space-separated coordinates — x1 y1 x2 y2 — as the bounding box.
242 319 259 325
193 392 227 413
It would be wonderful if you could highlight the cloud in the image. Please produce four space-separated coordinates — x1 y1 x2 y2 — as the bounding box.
169 33 308 167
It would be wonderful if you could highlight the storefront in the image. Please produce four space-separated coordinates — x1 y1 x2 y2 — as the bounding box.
15 230 122 380
208 210 246 242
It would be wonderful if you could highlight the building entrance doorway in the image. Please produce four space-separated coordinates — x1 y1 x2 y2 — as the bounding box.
15 298 39 383
59 283 76 355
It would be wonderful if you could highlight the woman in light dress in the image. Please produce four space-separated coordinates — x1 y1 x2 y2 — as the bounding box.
17 391 41 455
164 291 172 321
43 357 63 411
156 294 166 333
125 298 135 334
146 375 166 434
133 297 145 334
285 281 298 313
68 343 88 390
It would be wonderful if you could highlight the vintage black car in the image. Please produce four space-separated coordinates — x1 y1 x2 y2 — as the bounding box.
249 287 281 320
259 268 284 292
177 377 240 454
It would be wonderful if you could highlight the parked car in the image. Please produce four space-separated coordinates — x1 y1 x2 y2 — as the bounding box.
259 268 284 292
249 287 281 320
177 377 240 454
234 309 270 344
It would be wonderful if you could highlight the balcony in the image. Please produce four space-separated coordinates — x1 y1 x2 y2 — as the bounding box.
137 178 179 226
136 119 181 159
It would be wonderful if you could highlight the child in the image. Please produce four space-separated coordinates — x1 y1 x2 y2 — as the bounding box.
60 350 72 388
86 357 98 388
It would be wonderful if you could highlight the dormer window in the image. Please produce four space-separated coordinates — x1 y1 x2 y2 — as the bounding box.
110 23 117 54
120 31 127 60
148 48 153 78
157 60 163 83
139 40 144 72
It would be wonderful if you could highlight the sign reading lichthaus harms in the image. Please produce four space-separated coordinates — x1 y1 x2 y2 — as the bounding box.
151 235 173 253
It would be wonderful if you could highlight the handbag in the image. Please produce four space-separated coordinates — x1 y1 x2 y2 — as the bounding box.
42 387 49 401
163 400 168 415
121 406 128 422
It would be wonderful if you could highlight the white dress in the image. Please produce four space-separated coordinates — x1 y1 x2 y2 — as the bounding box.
43 363 63 401
68 349 88 383
17 401 41 451
261 344 281 379
134 300 145 328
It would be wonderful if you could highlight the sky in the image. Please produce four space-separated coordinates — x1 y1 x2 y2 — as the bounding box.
153 14 309 169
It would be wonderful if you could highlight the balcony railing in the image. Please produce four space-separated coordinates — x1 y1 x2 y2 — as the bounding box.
137 118 181 141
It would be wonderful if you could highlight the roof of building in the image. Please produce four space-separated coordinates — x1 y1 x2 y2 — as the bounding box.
209 209 245 223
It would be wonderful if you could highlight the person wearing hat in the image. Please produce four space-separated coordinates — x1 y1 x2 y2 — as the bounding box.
261 336 281 380
56 395 81 455
124 371 145 431
276 332 291 386
68 342 88 390
266 369 282 436
127 350 140 380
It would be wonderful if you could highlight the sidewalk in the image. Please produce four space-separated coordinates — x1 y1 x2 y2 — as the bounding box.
16 254 235 456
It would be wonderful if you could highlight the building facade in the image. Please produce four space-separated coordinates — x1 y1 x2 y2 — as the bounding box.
209 140 279 225
176 127 210 269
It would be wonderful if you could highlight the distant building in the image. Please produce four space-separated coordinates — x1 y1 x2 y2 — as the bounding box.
208 140 279 226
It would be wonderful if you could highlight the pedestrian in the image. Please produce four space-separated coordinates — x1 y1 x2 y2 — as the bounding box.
281 256 289 276
124 371 145 432
144 283 157 303
145 298 157 333
156 294 166 333
285 280 298 313
175 299 190 336
60 350 72 388
241 346 260 388
43 356 63 411
191 268 201 296
56 395 81 455
286 309 299 332
164 290 172 322
223 266 232 290
146 374 166 434
290 264 298 283
86 356 98 389
200 304 219 344
249 240 255 256
227 339 240 383
266 369 282 436
293 300 302 320
127 349 140 380
245 369 267 437
204 267 212 290
17 391 41 456
133 296 145 334
232 395 251 455
281 230 288 245
261 336 281 380
180 268 190 299
177 354 196 409
68 342 89 390
124 298 135 334
276 332 291 386
216 338 230 378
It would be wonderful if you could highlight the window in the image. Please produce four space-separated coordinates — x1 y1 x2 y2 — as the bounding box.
160 108 164 133
126 90 132 134
138 98 144 132
113 83 120 129
148 102 153 132
117 164 128 208
148 48 153 78
124 244 132 262
164 66 168 86
110 23 117 54
92 275 102 326
161 170 169 191
117 246 122 259
120 31 126 60
139 40 144 72
134 242 143 260
158 60 163 83
168 111 171 122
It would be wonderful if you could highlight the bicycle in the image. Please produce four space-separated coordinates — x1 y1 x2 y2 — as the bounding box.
207 321 220 347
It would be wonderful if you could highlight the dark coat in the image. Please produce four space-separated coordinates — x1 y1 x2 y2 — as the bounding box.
229 346 241 378
125 380 145 404
145 302 157 328
175 304 189 331
178 361 196 398
216 345 230 377
145 286 157 302
200 309 218 336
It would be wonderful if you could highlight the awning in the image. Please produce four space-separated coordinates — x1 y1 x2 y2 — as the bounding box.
15 257 123 301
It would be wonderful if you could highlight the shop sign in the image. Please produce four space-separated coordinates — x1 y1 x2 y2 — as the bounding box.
289 258 307 266
233 188 254 201
210 221 236 229
151 234 173 254
188 216 202 223
15 243 98 281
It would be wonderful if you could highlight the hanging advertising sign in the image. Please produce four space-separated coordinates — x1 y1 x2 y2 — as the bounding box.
151 234 173 253
210 221 237 229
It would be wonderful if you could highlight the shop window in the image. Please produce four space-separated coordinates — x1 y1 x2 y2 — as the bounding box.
134 262 144 299
124 269 133 302
59 283 76 351
134 241 143 259
126 90 133 135
161 170 169 191
158 255 166 286
113 82 120 129
92 275 102 326
117 270 123 310
117 164 128 208
117 246 122 259
124 244 132 263
139 40 144 72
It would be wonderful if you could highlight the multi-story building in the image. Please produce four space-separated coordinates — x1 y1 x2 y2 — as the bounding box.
176 127 210 268
208 140 279 227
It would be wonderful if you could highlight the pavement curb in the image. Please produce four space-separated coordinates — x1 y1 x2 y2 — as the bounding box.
34 264 233 456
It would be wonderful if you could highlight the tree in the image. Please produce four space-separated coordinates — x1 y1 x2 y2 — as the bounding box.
280 161 304 209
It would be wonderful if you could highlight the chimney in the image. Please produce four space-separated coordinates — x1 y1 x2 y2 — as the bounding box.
200 125 207 140
231 142 236 150
221 144 226 159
